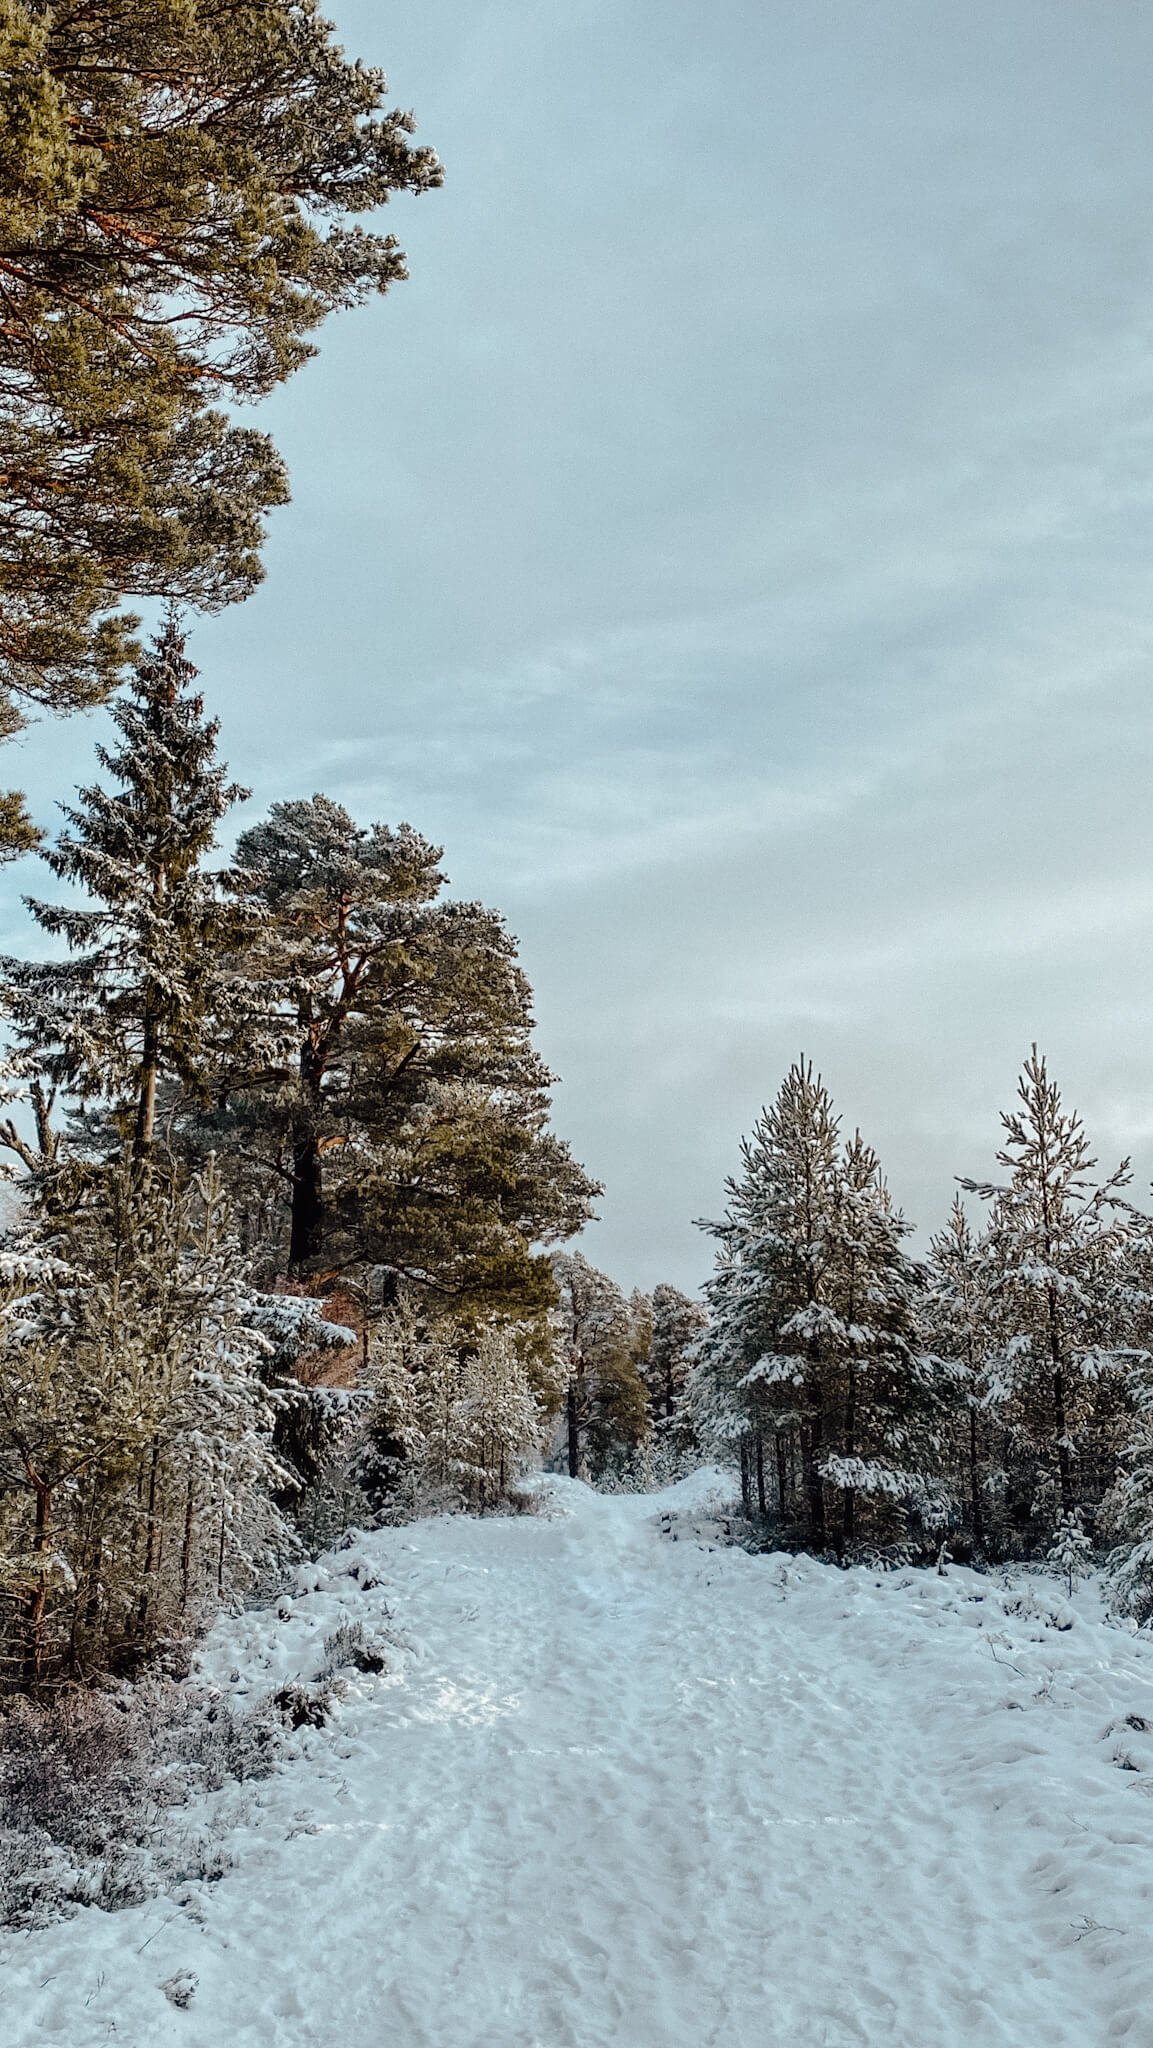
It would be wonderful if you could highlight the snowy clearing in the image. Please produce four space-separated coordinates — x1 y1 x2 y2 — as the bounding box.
5 1470 1153 2047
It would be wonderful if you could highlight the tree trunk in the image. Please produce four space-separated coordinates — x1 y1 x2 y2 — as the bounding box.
755 1432 766 1515
134 1006 161 1159
566 1380 580 1479
24 1477 53 1693
775 1432 789 1518
969 1406 984 1548
137 1440 161 1632
841 1361 857 1557
802 1413 826 1547
181 1477 196 1611
289 1112 325 1269
1048 1284 1075 1516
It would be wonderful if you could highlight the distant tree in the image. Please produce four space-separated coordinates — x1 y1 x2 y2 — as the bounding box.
551 1252 649 1481
0 0 441 789
646 1283 708 1428
362 1302 542 1516
0 621 250 1164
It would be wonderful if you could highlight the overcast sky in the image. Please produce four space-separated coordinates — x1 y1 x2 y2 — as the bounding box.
6 0 1153 1290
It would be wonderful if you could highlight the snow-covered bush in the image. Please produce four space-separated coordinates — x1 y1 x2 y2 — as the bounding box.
0 1679 283 1927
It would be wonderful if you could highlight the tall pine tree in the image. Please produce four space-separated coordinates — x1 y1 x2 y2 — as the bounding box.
195 795 598 1310
695 1060 953 1551
0 620 250 1162
961 1049 1141 1536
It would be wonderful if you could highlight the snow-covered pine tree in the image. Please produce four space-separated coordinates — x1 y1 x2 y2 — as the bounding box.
961 1049 1140 1540
0 620 251 1163
362 1304 542 1516
454 1325 544 1511
647 1285 708 1430
693 1061 841 1528
923 1198 995 1552
550 1252 650 1481
0 1157 287 1691
695 1060 954 1552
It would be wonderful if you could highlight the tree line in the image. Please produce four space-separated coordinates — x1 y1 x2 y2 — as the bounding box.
691 1055 1153 1612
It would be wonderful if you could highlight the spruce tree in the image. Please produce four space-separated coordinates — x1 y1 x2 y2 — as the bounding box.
0 621 250 1161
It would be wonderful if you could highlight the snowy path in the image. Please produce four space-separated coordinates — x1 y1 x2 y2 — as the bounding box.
6 1471 1153 2046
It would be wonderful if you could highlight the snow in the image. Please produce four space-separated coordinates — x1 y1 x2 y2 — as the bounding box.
6 1470 1153 2046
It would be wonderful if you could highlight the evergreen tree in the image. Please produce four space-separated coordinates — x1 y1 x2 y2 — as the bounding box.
0 1155 286 1691
551 1252 650 1481
1047 1509 1092 1598
0 621 251 1161
362 1302 542 1516
0 0 441 763
922 1198 994 1551
695 1060 953 1551
961 1050 1140 1535
196 795 598 1310
646 1284 708 1428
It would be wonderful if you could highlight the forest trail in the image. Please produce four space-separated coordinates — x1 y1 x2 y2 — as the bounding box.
7 1470 1153 2048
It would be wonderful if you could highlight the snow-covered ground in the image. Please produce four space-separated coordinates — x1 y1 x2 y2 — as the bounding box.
5 1470 1153 2047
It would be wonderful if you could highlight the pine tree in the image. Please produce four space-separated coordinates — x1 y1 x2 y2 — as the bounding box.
961 1049 1140 1537
193 795 598 1309
551 1252 650 1481
1047 1509 1092 1598
0 1155 286 1691
923 1198 993 1551
644 1285 707 1426
0 0 441 764
695 1060 953 1551
0 621 251 1161
454 1326 544 1511
362 1304 542 1516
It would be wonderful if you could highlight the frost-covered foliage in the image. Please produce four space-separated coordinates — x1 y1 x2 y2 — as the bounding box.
0 1677 284 1926
693 1060 956 1554
361 1303 545 1516
0 1158 289 1691
643 1283 708 1457
922 1198 998 1550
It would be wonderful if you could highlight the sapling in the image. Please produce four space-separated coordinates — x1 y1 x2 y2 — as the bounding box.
1048 1509 1092 1598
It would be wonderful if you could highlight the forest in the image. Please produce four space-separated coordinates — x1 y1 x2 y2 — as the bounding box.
1 0 1153 1721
